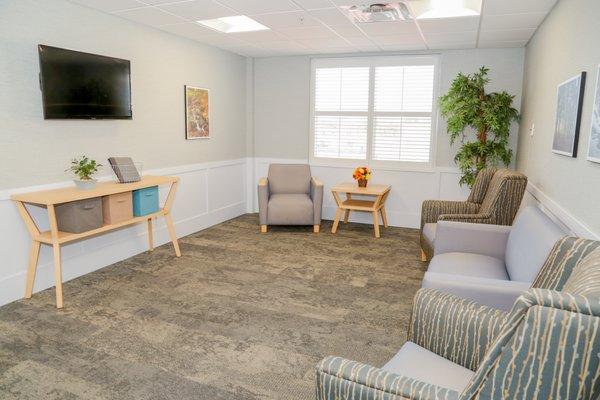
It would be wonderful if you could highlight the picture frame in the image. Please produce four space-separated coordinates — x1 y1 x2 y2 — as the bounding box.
587 65 600 163
185 85 210 140
551 72 586 157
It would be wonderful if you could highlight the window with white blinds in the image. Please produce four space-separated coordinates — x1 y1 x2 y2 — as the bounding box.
310 57 438 168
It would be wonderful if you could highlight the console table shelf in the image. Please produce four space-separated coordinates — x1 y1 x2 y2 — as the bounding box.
11 175 181 309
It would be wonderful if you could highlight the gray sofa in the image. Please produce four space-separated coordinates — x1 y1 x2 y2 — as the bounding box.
258 164 323 233
422 206 565 310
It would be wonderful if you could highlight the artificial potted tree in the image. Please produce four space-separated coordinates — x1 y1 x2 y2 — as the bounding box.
440 66 520 187
67 156 102 190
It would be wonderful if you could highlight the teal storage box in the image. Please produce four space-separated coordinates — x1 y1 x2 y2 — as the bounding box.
133 186 159 216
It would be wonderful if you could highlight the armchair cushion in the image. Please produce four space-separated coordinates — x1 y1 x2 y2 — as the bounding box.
427 252 508 280
316 356 459 400
268 164 311 194
267 194 313 225
433 221 511 260
382 342 474 393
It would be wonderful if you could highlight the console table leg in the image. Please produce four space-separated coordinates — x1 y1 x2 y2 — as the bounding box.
165 213 181 257
53 244 64 309
24 241 41 299
147 218 154 251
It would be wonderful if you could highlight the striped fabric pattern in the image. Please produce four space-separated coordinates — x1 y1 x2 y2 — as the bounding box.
532 237 600 290
315 356 459 400
563 247 600 296
461 289 600 400
408 289 508 371
419 168 527 260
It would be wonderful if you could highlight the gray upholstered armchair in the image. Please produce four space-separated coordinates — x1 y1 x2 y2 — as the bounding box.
258 164 323 233
316 238 600 400
420 168 527 261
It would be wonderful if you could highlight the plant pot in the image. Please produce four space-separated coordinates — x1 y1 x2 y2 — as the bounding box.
358 179 368 188
74 179 97 190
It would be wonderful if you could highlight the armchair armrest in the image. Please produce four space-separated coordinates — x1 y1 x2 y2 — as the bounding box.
434 221 511 260
437 213 493 223
258 177 269 225
311 177 324 225
316 356 458 400
408 288 508 371
420 200 480 229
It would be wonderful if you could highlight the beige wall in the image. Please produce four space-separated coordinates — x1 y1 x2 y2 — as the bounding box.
517 0 600 235
0 0 247 190
253 48 525 167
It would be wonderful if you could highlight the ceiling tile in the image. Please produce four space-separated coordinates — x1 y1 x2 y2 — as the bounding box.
290 0 335 10
278 25 338 39
328 23 367 37
356 44 382 52
195 33 248 46
428 42 476 50
308 7 352 25
217 44 276 57
296 36 351 48
484 0 558 15
380 43 428 51
343 35 376 46
216 0 299 15
229 30 290 43
481 12 547 31
138 0 183 4
157 1 235 20
479 28 536 42
252 11 320 30
256 40 311 53
357 21 419 36
424 31 477 44
69 0 145 12
477 40 528 48
114 6 186 26
159 22 218 39
371 33 425 46
417 16 480 33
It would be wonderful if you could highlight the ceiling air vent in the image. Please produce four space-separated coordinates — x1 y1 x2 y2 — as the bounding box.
341 2 412 23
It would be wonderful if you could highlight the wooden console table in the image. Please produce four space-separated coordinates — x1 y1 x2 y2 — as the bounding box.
331 182 391 238
11 175 181 309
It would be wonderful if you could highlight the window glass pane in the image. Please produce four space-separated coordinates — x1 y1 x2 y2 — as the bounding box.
374 65 435 112
315 67 369 112
372 116 431 162
374 66 403 112
314 115 367 159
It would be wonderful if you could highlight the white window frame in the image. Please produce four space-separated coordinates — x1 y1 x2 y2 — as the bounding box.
309 55 440 171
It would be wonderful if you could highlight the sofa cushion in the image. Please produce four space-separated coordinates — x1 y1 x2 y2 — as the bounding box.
428 252 509 280
268 164 311 195
382 342 474 393
422 223 437 246
267 194 313 225
505 206 565 283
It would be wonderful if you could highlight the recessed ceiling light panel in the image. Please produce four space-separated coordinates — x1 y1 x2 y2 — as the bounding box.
340 3 413 23
415 0 481 19
197 15 270 33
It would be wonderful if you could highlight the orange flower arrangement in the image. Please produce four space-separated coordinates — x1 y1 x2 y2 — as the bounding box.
353 166 371 187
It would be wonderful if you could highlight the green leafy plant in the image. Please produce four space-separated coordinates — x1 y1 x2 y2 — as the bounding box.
439 66 519 187
66 156 101 180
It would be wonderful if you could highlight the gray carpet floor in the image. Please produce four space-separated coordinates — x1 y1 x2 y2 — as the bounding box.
0 214 426 399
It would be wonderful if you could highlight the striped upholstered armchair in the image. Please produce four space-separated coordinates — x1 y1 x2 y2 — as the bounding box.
316 238 600 400
420 168 527 261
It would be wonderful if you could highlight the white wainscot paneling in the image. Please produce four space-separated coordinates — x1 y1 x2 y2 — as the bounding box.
253 158 471 229
0 159 248 307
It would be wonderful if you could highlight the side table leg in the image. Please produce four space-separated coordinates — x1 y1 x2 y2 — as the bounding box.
165 213 181 257
24 241 41 299
53 244 64 309
331 208 343 234
380 207 389 228
372 211 380 238
147 218 154 251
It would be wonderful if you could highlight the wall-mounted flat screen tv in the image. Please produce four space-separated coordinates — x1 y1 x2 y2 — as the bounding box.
38 45 132 119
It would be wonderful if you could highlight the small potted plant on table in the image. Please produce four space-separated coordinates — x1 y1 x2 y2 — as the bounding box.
353 166 371 187
67 156 102 190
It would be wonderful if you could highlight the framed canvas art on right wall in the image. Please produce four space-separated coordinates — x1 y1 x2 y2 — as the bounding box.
587 65 600 163
552 72 586 157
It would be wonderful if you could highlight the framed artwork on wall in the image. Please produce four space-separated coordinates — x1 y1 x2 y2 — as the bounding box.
587 65 600 163
185 85 210 140
552 72 586 157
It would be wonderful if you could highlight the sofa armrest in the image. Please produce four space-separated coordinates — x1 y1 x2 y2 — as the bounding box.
408 288 509 371
421 273 530 312
311 177 324 225
316 356 459 400
420 200 480 229
258 177 269 225
434 221 511 260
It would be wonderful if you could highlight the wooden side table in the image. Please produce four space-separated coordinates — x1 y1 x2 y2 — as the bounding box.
330 182 391 238
11 175 181 309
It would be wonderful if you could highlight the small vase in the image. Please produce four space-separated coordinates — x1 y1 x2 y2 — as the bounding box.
358 179 368 188
74 179 97 190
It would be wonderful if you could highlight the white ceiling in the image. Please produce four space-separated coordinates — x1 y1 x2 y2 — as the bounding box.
69 0 558 57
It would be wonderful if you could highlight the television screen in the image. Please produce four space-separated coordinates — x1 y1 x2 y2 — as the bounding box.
38 45 132 119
